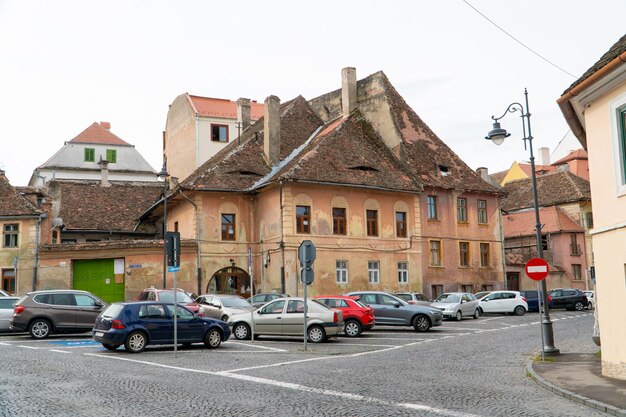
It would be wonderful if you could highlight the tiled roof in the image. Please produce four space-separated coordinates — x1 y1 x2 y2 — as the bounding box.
68 122 131 146
490 170 508 185
0 172 41 217
503 206 583 238
188 95 264 120
517 163 555 176
563 33 626 95
48 180 162 232
551 149 587 165
501 171 591 212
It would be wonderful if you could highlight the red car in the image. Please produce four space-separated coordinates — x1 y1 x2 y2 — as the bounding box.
313 295 375 337
135 288 203 315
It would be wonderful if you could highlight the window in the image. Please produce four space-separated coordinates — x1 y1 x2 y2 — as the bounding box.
585 212 594 229
477 200 487 224
1 269 15 294
366 210 378 237
481 284 494 292
461 284 473 293
480 243 490 267
211 124 229 142
296 206 310 234
379 294 399 305
427 195 438 220
395 212 407 238
431 285 443 299
3 224 18 247
286 300 305 313
618 105 626 186
139 305 167 319
332 207 346 235
336 260 348 284
429 240 442 266
368 261 380 284
84 147 95 162
260 300 285 314
570 234 581 256
397 262 408 284
74 294 97 307
174 222 179 233
572 264 582 281
106 149 117 163
457 198 467 222
459 241 470 267
221 214 236 241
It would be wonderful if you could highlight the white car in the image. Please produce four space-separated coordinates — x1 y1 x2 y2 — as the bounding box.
195 294 254 322
430 292 480 321
0 297 20 331
479 290 528 316
583 291 595 309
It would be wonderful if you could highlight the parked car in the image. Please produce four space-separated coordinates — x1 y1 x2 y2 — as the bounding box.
194 294 254 322
0 289 10 297
0 297 19 331
346 291 443 332
10 290 107 339
394 292 431 305
519 290 541 312
478 291 528 316
135 288 202 315
314 295 375 337
547 288 589 311
473 291 492 301
247 293 289 309
583 291 595 310
92 302 230 353
430 292 480 321
229 297 343 343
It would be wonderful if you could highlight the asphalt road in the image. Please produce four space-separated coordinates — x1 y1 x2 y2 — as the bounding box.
0 310 602 417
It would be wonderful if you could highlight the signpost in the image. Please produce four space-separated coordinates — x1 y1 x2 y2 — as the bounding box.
165 231 180 354
525 257 549 359
248 247 255 342
298 240 316 351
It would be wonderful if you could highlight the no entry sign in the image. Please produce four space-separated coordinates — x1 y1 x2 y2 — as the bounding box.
525 257 549 281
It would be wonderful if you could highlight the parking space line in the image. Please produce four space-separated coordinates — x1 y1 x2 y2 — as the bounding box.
17 345 39 350
228 342 287 352
49 349 71 354
0 342 10 346
333 342 404 348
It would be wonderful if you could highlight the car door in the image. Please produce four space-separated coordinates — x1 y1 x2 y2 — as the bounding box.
282 300 305 335
74 294 105 330
500 292 517 313
460 294 475 316
481 292 500 313
255 300 285 334
357 294 387 324
138 304 172 343
169 305 205 342
199 296 222 319
550 290 564 308
378 294 408 325
50 293 78 329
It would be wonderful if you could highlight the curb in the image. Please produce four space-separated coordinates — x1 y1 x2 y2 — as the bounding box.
526 360 626 416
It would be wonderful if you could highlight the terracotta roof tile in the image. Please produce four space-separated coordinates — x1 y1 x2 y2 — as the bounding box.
551 149 588 165
503 206 583 237
0 172 41 217
68 122 131 146
188 95 264 120
501 171 591 212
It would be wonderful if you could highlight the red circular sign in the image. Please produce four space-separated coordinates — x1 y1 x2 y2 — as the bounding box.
525 257 549 281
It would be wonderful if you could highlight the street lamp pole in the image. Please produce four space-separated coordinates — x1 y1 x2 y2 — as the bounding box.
485 88 559 355
157 161 168 289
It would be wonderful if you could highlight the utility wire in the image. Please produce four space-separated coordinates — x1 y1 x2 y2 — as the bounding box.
461 0 578 79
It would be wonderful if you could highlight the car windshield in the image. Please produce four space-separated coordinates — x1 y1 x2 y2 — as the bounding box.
435 294 461 303
221 297 251 308
159 291 193 303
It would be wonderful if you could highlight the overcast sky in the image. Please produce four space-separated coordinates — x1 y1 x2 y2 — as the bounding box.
1 1 624 186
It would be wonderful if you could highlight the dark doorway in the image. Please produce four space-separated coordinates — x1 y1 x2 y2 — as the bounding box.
207 266 251 299
506 272 520 291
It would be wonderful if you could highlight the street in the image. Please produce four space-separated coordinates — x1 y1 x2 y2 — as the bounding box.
0 310 601 417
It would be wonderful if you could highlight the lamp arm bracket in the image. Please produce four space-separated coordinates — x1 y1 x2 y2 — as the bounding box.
491 102 525 122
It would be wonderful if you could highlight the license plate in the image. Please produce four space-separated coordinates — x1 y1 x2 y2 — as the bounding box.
94 332 104 337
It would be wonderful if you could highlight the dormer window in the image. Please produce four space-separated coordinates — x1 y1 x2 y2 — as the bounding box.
106 149 117 163
84 148 95 162
438 165 449 176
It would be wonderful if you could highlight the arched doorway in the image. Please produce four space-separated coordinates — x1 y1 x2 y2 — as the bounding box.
206 266 251 299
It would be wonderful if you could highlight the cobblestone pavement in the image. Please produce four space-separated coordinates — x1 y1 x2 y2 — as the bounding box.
0 310 603 416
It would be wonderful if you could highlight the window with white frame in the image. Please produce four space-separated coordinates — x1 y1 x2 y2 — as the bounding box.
336 260 348 284
368 261 380 284
397 262 408 284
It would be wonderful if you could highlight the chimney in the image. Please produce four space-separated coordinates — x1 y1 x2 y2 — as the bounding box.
538 147 550 166
237 98 251 130
170 176 179 190
98 159 111 187
100 121 111 130
476 167 489 181
341 67 357 117
264 95 281 166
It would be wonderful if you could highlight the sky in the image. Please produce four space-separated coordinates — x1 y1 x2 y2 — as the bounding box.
1 0 625 186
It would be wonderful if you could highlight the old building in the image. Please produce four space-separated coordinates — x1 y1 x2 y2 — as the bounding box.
557 34 626 380
149 68 503 300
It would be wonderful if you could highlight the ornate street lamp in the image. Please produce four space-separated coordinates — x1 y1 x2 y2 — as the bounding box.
157 161 168 289
485 88 559 356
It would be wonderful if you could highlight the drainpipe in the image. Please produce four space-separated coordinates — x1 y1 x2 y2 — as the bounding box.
32 213 46 291
279 180 286 294
179 190 202 296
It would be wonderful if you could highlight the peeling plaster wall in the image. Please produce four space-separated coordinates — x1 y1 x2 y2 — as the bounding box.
165 94 198 182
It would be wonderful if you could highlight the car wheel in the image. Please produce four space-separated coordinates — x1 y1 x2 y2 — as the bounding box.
307 325 326 343
455 310 462 321
102 343 119 351
574 301 584 311
344 320 362 337
233 323 251 340
220 315 229 322
29 319 51 339
514 305 526 316
204 328 222 349
413 315 431 332
473 309 481 319
124 331 147 353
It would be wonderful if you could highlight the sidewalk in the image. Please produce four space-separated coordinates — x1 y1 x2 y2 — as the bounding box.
528 353 626 416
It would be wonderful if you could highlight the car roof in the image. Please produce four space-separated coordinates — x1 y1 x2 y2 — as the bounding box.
314 295 357 300
26 289 94 295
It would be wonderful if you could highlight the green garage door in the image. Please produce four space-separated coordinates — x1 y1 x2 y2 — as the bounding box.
73 259 125 303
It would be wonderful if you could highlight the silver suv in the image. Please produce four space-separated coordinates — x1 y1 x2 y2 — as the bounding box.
11 290 106 339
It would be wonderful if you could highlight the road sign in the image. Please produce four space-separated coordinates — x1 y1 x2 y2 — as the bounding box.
298 240 316 285
525 257 549 281
165 231 180 268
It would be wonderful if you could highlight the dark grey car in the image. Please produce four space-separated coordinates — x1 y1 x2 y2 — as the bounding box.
346 291 443 332
10 290 106 339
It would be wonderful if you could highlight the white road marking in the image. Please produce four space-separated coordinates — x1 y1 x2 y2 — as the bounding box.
17 345 39 350
0 342 10 346
49 349 71 354
228 341 287 352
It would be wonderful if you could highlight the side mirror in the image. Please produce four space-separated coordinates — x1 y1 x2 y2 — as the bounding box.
393 302 401 308
95 302 104 308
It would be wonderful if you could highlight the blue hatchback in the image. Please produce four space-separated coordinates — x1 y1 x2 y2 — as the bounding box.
92 302 231 353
